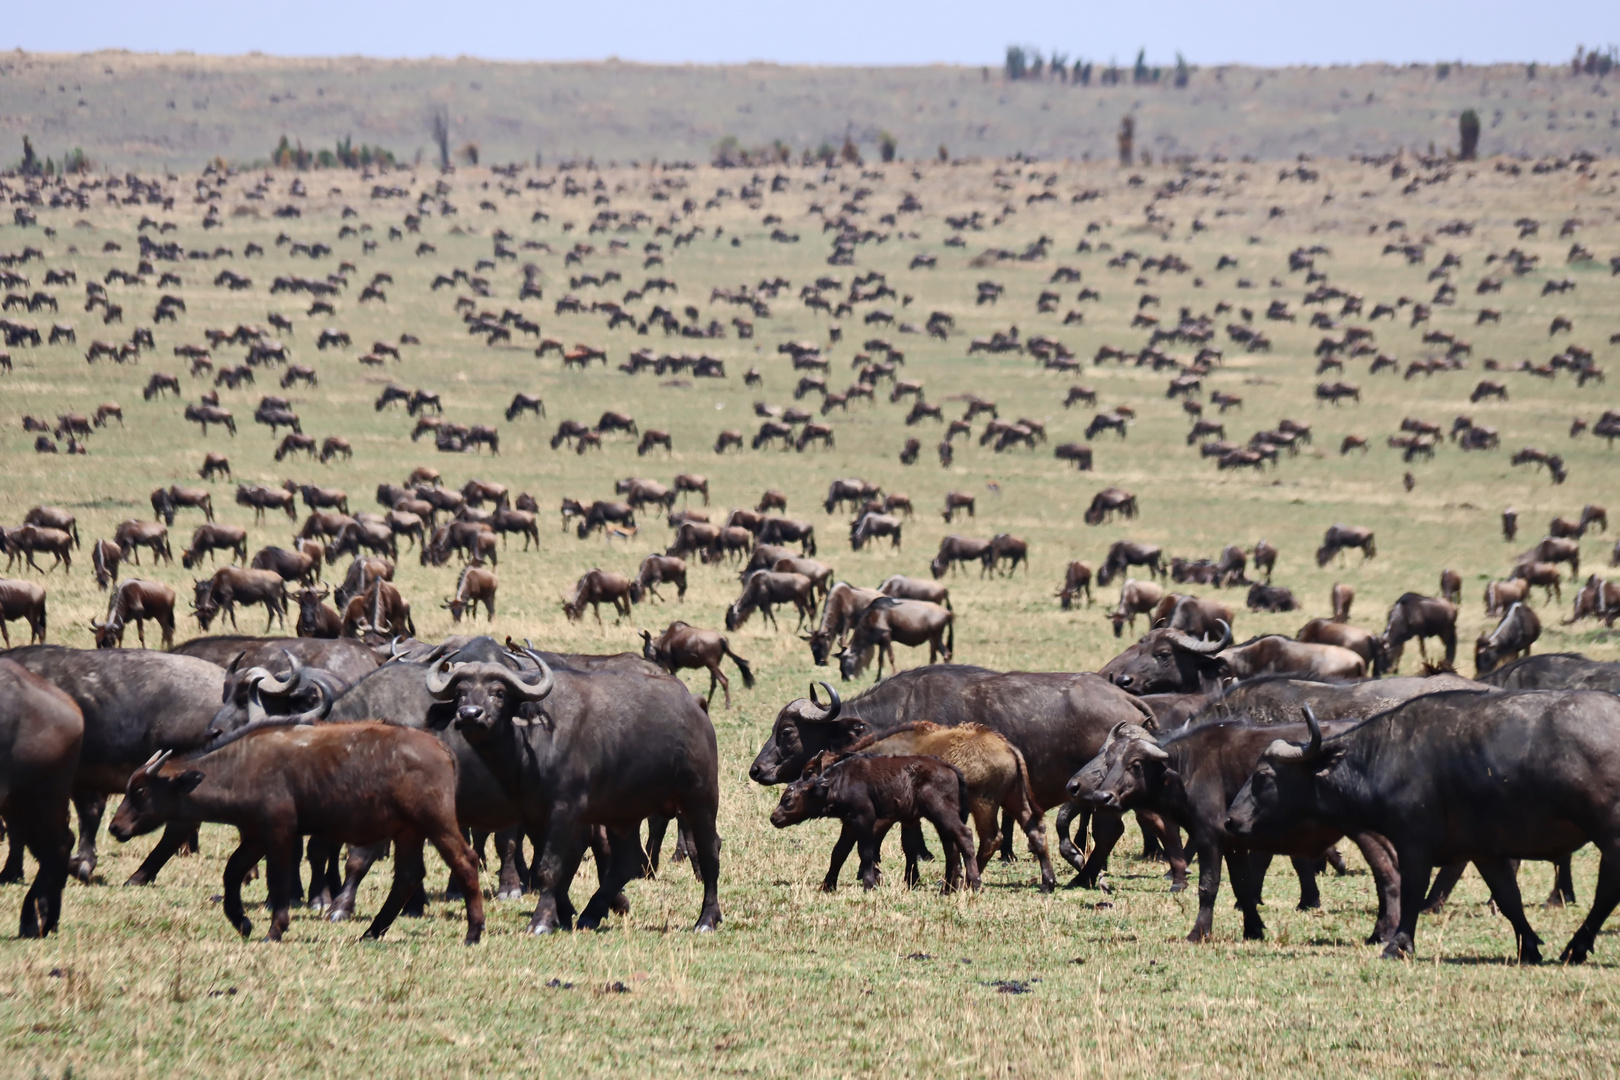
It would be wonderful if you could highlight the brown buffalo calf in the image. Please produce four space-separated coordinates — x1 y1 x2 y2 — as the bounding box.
108 723 483 944
0 660 83 936
0 578 47 646
771 752 980 893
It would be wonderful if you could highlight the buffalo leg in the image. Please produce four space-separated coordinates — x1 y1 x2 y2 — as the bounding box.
1188 838 1224 942
997 808 1016 863
970 801 1001 873
1385 849 1436 959
1473 856 1543 964
1350 831 1401 945
0 815 25 884
329 841 388 921
822 822 858 891
1139 811 1188 891
1292 856 1322 911
365 837 426 941
306 838 341 911
68 790 106 883
446 830 477 900
125 821 199 886
1546 855 1577 908
222 842 264 939
924 807 979 894
588 825 630 915
680 803 723 932
494 827 527 898
1324 845 1350 875
15 802 72 938
644 815 670 877
1055 801 1091 874
1560 842 1620 964
1230 851 1268 941
1008 793 1057 894
1422 861 1469 913
527 819 588 934
1139 817 1165 861
578 826 644 930
1067 808 1124 890
426 828 484 945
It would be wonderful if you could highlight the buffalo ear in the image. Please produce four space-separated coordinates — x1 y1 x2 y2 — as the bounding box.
175 770 206 794
1313 745 1348 778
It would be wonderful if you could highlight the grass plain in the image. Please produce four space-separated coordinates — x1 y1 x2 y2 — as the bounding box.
0 146 1617 1077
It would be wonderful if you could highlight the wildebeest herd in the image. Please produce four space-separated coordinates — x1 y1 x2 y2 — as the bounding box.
0 143 1618 976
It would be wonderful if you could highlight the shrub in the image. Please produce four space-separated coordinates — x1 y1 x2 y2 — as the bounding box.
1459 108 1481 161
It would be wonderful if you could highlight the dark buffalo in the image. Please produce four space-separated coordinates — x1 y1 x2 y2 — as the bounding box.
0 660 82 936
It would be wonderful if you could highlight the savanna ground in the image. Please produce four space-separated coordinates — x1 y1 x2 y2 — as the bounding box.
0 145 1618 1077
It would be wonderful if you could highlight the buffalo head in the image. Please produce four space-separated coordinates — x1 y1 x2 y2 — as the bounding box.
1098 621 1232 695
1226 705 1343 841
426 646 555 740
748 682 867 784
1065 721 1168 809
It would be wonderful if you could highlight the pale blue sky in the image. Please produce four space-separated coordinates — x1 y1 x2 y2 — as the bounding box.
3 0 1612 66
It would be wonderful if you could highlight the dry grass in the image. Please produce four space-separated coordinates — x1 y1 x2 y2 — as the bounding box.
0 149 1618 1076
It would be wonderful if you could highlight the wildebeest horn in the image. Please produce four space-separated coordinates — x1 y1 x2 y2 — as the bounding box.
1163 619 1232 654
805 681 842 722
1264 704 1325 763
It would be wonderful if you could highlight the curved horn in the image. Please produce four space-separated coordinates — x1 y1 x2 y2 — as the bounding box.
424 656 462 699
805 681 842 722
1264 705 1325 763
508 651 555 702
1162 619 1232 655
139 749 172 776
252 650 302 695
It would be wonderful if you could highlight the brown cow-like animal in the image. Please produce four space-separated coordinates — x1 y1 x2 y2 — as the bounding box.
1057 561 1093 610
444 563 497 623
561 569 634 624
641 622 756 708
91 579 177 649
0 660 82 937
0 578 47 646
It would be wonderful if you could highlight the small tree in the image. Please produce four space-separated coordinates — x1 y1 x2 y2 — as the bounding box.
1174 52 1190 88
1005 45 1028 81
1076 60 1092 86
19 136 40 176
840 134 861 166
1133 48 1150 84
1459 108 1481 160
1029 51 1045 80
461 143 479 166
1050 51 1070 82
938 143 949 163
1117 115 1135 167
879 131 898 163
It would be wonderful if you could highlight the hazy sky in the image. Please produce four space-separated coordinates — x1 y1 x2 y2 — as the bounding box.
5 0 1612 67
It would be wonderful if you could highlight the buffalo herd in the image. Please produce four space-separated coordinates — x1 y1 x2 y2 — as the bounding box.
0 146 1617 975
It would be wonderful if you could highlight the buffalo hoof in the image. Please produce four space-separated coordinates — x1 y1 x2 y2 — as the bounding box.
1168 880 1188 894
1559 939 1592 965
327 909 352 923
610 892 630 916
1296 899 1322 912
123 872 152 887
1518 944 1543 966
0 869 24 886
1380 935 1415 960
1542 895 1566 910
69 860 93 884
496 885 525 901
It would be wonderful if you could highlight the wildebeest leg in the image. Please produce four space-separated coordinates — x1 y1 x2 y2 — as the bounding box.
222 842 264 939
1422 861 1468 913
365 837 427 941
329 841 387 921
1069 808 1124 890
1055 801 1090 874
1546 855 1577 908
1472 855 1543 964
706 662 729 709
681 800 723 931
822 822 858 891
125 820 198 886
1559 842 1620 964
68 790 106 882
1291 855 1322 910
15 801 72 938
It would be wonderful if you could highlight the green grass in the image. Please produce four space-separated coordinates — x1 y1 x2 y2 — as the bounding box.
0 150 1618 1076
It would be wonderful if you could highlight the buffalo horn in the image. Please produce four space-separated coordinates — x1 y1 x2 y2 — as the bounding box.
424 656 461 698
141 749 173 776
805 680 842 722
510 647 557 701
1162 619 1232 655
252 650 302 695
1263 705 1325 763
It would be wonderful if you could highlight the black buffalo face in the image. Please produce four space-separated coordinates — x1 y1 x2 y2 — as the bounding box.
109 751 204 842
1066 723 1167 808
1225 714 1344 841
426 652 555 742
1098 624 1231 695
748 683 862 784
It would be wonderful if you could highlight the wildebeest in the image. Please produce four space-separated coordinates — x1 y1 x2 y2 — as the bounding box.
295 586 343 638
726 571 816 632
0 578 47 646
802 582 884 666
192 568 288 632
1519 536 1581 580
771 751 980 893
1510 560 1564 603
1475 602 1541 676
877 574 950 610
90 579 176 649
561 569 634 624
1054 442 1094 470
986 533 1028 576
626 555 685 604
180 523 249 569
1566 576 1620 625
1057 561 1093 609
236 484 297 523
1382 593 1458 671
426 642 722 932
748 668 1158 888
640 622 755 708
849 512 903 551
1315 524 1375 567
0 526 74 574
825 478 883 515
443 562 498 623
199 452 231 481
250 543 322 586
1296 618 1386 675
0 660 82 937
505 392 546 421
114 520 171 566
928 534 993 579
838 597 954 682
109 726 484 944
941 491 975 522
1228 691 1620 964
758 517 816 556
23 507 79 548
1084 487 1138 526
1096 541 1166 587
1246 583 1299 613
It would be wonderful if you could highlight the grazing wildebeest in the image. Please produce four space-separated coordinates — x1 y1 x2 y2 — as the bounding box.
199 453 231 481
771 751 980 893
755 489 787 514
295 586 343 638
929 535 994 579
1296 618 1386 675
758 517 817 556
1485 576 1530 616
180 523 249 569
1475 602 1541 676
1315 524 1375 567
1565 576 1620 625
726 571 816 632
0 661 82 937
802 582 884 666
1054 442 1094 470
505 393 546 421
0 578 48 645
109 727 484 944
1096 541 1166 587
825 478 883 515
849 512 903 551
1070 716 1398 944
1251 539 1277 582
675 474 710 506
838 597 954 682
1520 536 1581 580
192 568 288 632
942 491 975 522
1328 582 1353 622
1246 583 1299 613
0 526 74 574
115 520 172 566
1510 560 1563 603
1382 593 1458 671
986 533 1028 576
90 540 122 591
1083 487 1137 526
251 543 322 586
443 562 498 623
1228 691 1620 964
1502 507 1519 542
1057 561 1093 610
561 569 634 624
640 622 755 708
878 575 950 610
90 579 177 649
